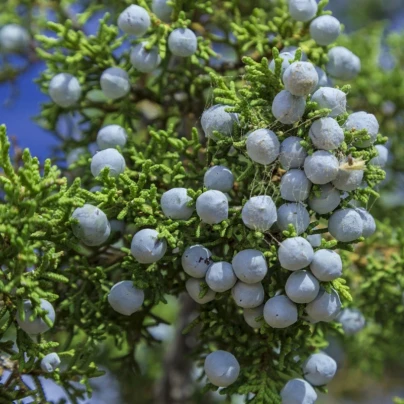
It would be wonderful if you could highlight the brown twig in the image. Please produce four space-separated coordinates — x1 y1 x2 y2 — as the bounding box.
155 294 198 404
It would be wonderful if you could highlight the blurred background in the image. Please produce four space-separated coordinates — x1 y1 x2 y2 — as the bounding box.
1 0 404 403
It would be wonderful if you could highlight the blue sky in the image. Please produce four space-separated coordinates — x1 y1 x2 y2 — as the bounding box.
0 61 56 161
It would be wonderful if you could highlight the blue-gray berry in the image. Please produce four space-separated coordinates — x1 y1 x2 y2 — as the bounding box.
269 52 294 76
168 28 198 57
201 104 238 140
308 183 340 214
328 208 363 242
306 288 342 322
281 46 308 61
326 46 361 80
196 190 228 224
186 278 216 304
161 188 194 220
307 233 322 248
332 160 364 191
263 295 298 328
152 0 173 22
281 378 317 404
232 281 265 308
91 148 126 178
280 169 312 201
337 308 366 335
302 352 337 386
272 90 306 125
97 125 127 150
369 145 388 167
130 228 167 264
205 262 237 292
71 204 111 246
232 249 268 284
246 129 280 165
283 62 319 96
277 203 310 235
310 249 342 281
310 15 341 46
17 299 55 335
130 42 162 73
279 136 308 170
108 281 144 315
204 350 240 387
355 207 376 238
243 305 264 328
288 0 318 22
241 195 277 232
118 5 151 36
304 151 339 185
309 117 344 150
278 237 314 271
314 66 329 91
204 165 234 192
181 245 212 278
0 24 30 52
344 111 379 148
40 353 61 373
49 73 82 108
285 270 320 304
311 87 347 118
100 67 130 100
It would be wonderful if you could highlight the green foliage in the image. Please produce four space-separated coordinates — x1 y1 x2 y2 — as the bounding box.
1 0 404 403
335 24 404 220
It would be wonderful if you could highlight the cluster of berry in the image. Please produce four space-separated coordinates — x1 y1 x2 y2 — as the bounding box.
47 2 198 106
45 2 203 189
12 2 387 401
